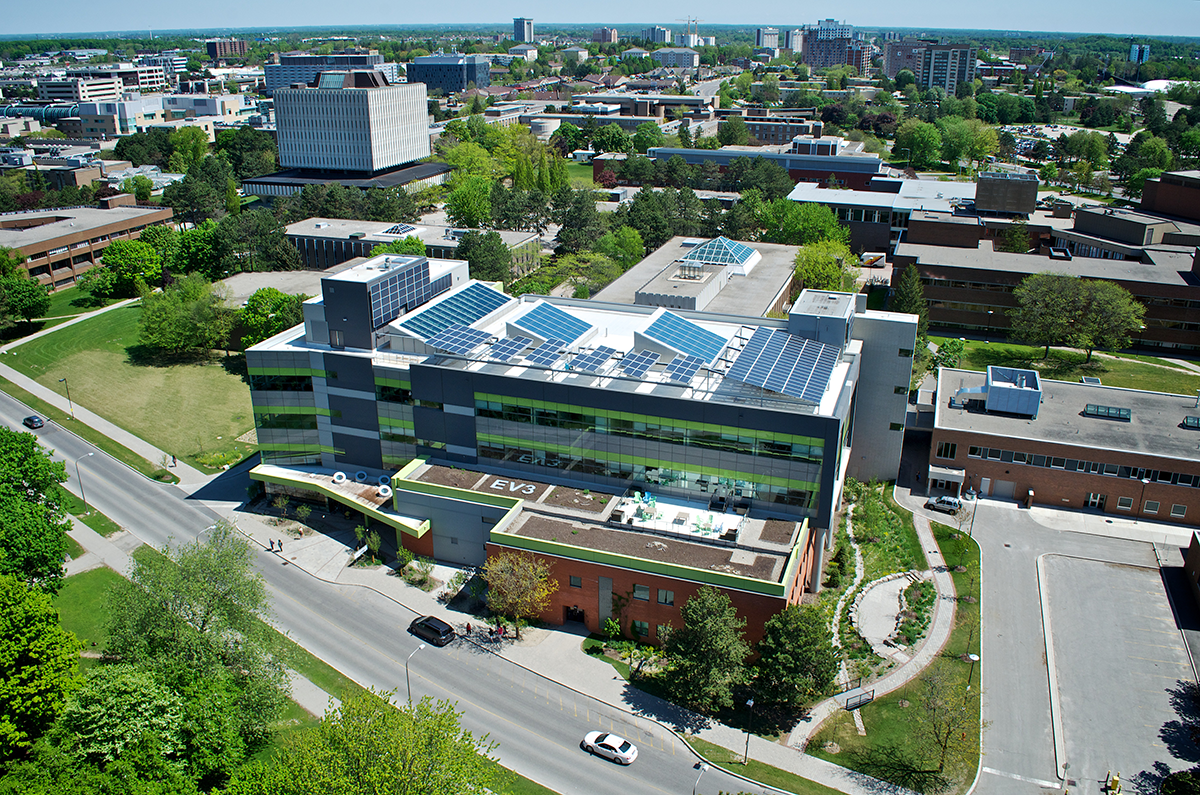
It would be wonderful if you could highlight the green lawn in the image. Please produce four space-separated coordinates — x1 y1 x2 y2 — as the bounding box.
807 521 981 794
687 735 845 795
53 566 124 665
42 286 115 319
58 487 122 536
931 337 1200 395
5 305 256 472
65 535 85 559
566 161 596 187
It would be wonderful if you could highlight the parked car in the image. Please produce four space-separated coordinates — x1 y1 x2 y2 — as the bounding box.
581 731 638 765
22 415 44 429
408 615 455 646
925 496 963 514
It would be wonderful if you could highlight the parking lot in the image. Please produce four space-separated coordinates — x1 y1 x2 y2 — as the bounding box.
1046 556 1195 791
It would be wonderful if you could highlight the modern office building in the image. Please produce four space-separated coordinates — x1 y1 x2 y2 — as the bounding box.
65 95 168 138
593 28 619 44
206 39 249 59
264 49 385 95
66 63 168 94
756 28 780 49
928 366 1200 527
514 18 535 43
651 135 884 190
0 204 173 289
652 48 701 69
273 71 430 174
37 77 122 103
406 53 491 95
642 26 672 44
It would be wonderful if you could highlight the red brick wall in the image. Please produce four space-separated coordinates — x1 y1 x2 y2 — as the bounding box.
1142 178 1200 222
486 542 792 647
930 429 1200 525
402 527 436 559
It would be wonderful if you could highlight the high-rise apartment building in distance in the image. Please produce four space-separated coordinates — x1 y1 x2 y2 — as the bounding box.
755 27 779 48
801 19 870 75
514 18 534 43
205 38 248 59
265 49 385 95
274 71 430 174
920 44 976 94
674 33 700 48
406 53 491 95
1130 44 1151 64
783 29 803 51
592 27 618 44
642 26 672 44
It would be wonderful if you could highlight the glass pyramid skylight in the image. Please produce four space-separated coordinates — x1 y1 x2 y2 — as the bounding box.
679 236 757 266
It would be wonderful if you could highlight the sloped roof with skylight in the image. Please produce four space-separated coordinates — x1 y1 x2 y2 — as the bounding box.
680 236 757 267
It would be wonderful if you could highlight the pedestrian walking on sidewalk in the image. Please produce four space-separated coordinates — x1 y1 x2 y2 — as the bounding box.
268 539 275 552
277 539 284 553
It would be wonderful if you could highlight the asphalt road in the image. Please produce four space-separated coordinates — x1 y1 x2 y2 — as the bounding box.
5 395 765 795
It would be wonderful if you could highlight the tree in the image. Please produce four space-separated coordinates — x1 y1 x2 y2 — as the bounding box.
936 116 971 167
1038 162 1059 185
445 176 492 229
592 124 632 154
0 575 81 759
372 236 427 258
97 239 163 297
167 127 210 174
223 691 499 795
753 604 837 707
119 175 154 202
760 201 848 247
718 115 750 146
58 664 185 764
996 219 1031 253
891 264 929 338
137 274 234 356
916 663 977 773
173 219 227 280
594 226 645 269
455 231 512 284
240 287 308 348
965 119 999 170
793 239 857 292
893 119 943 169
0 247 25 279
632 121 665 154
214 126 278 181
661 586 751 713
0 276 50 327
1068 280 1146 362
553 188 606 253
1008 272 1082 357
482 552 557 639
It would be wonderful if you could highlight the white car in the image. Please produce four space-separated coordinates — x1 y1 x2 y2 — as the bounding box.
582 731 638 765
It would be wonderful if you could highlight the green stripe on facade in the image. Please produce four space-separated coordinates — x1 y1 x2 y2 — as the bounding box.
250 468 430 538
377 417 416 430
374 377 412 389
256 443 343 455
476 433 820 492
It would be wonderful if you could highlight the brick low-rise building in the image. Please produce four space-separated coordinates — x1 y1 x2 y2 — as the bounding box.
1141 170 1200 223
929 366 1200 526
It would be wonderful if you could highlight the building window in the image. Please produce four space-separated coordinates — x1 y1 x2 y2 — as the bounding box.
936 442 957 460
632 583 650 601
657 589 674 606
631 620 649 639
569 575 582 588
968 446 983 458
899 348 913 358
894 386 908 395
329 329 344 347
1144 501 1160 515
889 422 903 431
1116 497 1133 509
1171 504 1187 518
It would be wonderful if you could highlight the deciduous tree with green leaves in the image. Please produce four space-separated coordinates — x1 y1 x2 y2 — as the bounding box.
445 176 493 229
1008 272 1082 357
371 236 427 257
137 273 235 356
893 119 943 169
482 551 558 640
718 115 750 146
239 287 308 348
632 121 665 153
0 575 81 759
996 219 1031 253
753 604 837 707
661 586 751 713
793 239 858 292
58 664 185 764
0 276 50 328
1067 280 1146 362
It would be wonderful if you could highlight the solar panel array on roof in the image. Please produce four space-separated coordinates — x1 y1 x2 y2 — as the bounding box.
679 236 756 266
571 346 616 374
512 302 593 344
489 335 534 363
643 311 727 364
425 324 491 355
619 349 661 379
526 338 566 368
726 327 839 404
400 282 511 339
663 354 704 383
382 223 417 235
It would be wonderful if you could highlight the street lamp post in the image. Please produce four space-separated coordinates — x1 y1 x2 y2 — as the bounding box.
405 643 425 705
966 653 980 689
742 697 755 765
901 148 911 170
74 452 94 511
1138 477 1151 519
985 310 994 342
692 762 710 795
58 377 74 419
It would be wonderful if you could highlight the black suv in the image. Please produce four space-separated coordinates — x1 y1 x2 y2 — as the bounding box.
408 615 456 646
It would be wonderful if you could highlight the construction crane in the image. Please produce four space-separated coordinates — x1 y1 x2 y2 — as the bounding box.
675 17 704 39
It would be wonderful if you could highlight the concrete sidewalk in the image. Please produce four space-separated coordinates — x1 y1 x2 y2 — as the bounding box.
1 296 140 354
210 503 914 795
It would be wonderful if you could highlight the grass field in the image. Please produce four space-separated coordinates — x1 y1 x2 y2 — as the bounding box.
687 735 844 795
6 305 256 473
808 520 982 794
566 161 596 187
42 286 115 319
58 488 122 536
53 566 124 670
931 337 1200 395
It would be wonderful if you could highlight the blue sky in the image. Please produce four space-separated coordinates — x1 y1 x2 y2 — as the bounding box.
4 0 1197 37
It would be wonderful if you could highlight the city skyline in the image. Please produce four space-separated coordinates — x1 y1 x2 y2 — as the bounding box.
2 0 1197 38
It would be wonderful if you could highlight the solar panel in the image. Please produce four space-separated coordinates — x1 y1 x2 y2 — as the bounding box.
383 223 417 235
489 335 533 363
525 338 566 368
663 355 703 383
642 311 727 364
512 302 593 344
425 324 491 355
571 346 616 374
400 283 511 339
619 349 661 379
726 327 840 404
